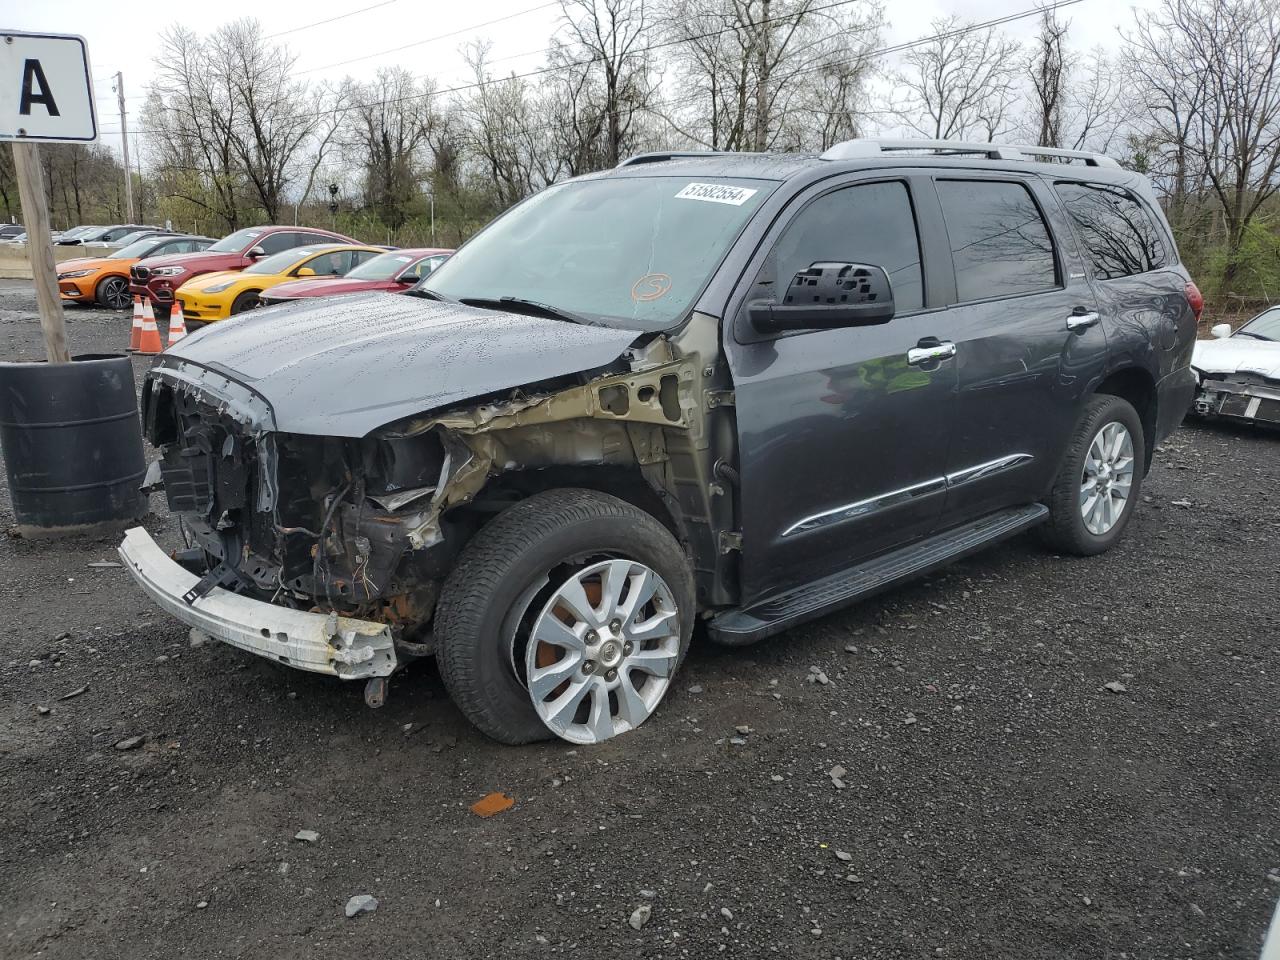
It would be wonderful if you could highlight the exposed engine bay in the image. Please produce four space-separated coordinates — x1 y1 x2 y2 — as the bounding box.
139 331 736 648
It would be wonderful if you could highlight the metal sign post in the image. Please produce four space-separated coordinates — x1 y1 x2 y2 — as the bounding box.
1 31 98 364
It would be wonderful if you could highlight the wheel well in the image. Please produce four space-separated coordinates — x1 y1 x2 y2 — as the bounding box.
467 466 684 542
1095 367 1156 470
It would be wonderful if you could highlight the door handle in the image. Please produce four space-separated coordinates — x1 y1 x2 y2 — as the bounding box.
906 340 957 366
1066 310 1100 331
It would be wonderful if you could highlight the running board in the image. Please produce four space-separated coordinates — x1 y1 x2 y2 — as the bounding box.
708 503 1049 646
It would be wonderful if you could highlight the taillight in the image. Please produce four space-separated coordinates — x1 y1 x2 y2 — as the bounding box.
1184 281 1204 321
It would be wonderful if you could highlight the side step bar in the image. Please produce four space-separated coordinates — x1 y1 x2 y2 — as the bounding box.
708 503 1049 646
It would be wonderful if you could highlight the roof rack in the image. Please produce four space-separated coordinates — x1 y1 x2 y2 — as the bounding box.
819 138 1120 168
616 151 744 167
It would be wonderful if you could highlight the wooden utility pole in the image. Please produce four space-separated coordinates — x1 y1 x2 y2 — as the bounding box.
113 71 134 222
11 142 70 364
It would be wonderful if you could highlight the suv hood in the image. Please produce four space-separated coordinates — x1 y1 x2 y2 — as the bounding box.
160 292 642 437
1192 336 1280 379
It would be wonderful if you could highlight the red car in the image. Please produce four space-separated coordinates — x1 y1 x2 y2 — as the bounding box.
129 225 358 308
258 248 453 305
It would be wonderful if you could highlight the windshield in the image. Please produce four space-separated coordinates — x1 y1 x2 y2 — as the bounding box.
206 228 265 253
112 230 153 246
244 246 320 275
422 176 773 330
1239 307 1280 341
346 251 421 281
112 237 168 260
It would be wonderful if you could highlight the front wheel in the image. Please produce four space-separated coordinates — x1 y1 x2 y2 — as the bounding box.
230 290 261 315
95 275 131 310
1040 394 1145 555
434 489 695 745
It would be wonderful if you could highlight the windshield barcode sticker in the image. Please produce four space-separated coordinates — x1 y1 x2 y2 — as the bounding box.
675 182 758 206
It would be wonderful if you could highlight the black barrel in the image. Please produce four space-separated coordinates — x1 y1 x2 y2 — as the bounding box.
0 354 147 537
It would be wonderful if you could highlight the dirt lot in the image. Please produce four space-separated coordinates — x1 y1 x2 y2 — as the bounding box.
1 279 1277 959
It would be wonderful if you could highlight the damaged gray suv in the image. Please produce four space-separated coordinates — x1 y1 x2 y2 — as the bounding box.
120 139 1199 745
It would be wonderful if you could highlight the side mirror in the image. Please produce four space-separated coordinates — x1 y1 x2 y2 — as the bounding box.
393 272 418 284
749 262 895 334
294 266 317 277
1211 322 1232 339
247 245 266 258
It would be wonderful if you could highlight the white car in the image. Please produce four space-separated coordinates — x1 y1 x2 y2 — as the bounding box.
1190 306 1280 426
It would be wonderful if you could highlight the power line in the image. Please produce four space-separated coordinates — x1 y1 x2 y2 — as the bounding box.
296 1 561 75
101 0 1084 139
266 0 401 38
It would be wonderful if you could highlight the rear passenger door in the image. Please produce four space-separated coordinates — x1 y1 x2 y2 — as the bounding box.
930 176 1108 522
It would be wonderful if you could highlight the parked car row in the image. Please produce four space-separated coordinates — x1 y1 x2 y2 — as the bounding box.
51 221 453 319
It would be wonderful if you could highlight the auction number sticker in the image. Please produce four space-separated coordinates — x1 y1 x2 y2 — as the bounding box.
675 182 758 206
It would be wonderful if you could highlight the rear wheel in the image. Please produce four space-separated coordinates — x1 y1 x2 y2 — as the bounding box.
95 275 131 310
1040 394 1145 555
230 290 261 315
434 488 695 745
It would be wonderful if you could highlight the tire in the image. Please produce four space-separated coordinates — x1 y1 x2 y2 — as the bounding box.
1040 394 1146 556
230 290 261 315
95 274 131 310
434 488 695 745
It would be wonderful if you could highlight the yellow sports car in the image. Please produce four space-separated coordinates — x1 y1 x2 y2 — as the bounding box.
175 244 384 322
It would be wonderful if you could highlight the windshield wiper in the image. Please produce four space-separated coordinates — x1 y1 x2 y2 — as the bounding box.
1236 331 1275 341
459 296 594 325
405 287 457 303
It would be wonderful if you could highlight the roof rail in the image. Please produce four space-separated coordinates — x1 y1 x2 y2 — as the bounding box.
616 151 741 167
819 138 1121 169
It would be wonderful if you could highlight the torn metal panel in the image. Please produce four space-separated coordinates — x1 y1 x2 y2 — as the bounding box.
398 357 700 548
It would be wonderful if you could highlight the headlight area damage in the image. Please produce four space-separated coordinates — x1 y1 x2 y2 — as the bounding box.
122 337 728 707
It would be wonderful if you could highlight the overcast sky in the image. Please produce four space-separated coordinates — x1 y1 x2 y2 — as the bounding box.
15 0 1158 154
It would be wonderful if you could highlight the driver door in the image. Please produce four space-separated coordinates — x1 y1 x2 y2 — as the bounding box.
723 176 960 602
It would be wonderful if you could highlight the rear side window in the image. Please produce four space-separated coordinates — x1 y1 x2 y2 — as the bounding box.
766 180 924 312
936 180 1058 302
259 231 305 256
1055 181 1167 279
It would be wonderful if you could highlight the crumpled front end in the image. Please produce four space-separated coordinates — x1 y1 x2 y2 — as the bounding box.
139 363 457 642
1193 371 1280 426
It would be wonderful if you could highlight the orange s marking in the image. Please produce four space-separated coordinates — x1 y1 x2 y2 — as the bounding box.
631 273 672 302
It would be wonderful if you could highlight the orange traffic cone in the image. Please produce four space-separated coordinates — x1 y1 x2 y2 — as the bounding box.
137 299 164 355
128 296 144 352
167 302 188 347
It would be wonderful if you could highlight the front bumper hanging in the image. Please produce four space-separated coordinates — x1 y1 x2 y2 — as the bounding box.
118 527 397 679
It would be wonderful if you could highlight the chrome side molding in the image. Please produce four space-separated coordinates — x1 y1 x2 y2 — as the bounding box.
782 453 1034 538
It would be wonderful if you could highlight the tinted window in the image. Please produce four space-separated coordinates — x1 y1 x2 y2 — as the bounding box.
301 250 357 276
765 180 924 312
1056 181 1167 279
259 231 305 256
937 180 1057 302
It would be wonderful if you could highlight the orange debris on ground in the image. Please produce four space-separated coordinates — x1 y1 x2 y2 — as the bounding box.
470 792 515 817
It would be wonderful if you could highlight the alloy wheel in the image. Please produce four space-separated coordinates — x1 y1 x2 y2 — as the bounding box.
1080 420 1135 535
522 558 681 744
101 276 130 310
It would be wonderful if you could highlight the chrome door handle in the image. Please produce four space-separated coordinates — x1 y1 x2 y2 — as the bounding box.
1067 311 1100 331
906 341 957 366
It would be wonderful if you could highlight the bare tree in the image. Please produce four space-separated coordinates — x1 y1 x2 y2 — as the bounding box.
342 69 435 229
1028 8 1069 147
1124 0 1280 286
559 0 654 166
895 18 1021 142
657 0 882 152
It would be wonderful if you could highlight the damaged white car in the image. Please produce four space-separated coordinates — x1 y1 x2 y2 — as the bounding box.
1191 307 1280 427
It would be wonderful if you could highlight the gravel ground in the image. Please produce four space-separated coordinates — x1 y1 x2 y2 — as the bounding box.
1 279 1277 960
